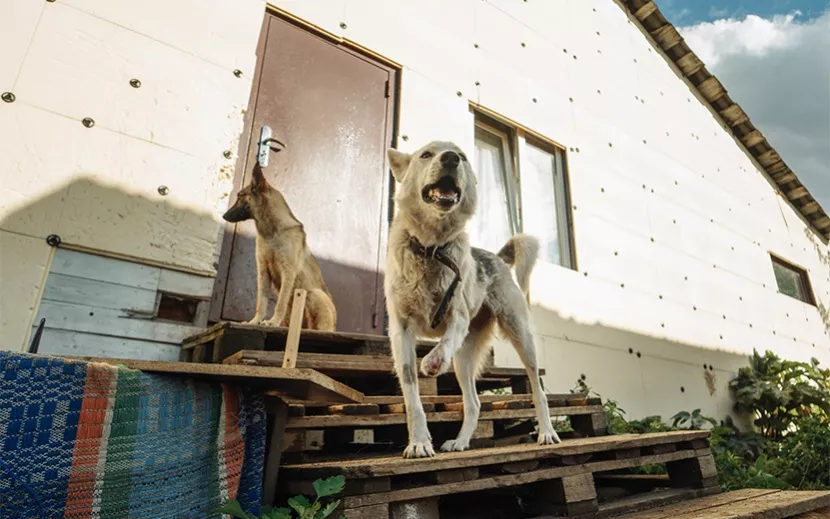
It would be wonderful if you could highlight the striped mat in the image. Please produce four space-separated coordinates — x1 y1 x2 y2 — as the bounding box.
0 352 266 519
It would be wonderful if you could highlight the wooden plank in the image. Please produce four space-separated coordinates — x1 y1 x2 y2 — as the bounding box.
263 398 288 506
35 300 202 344
60 356 365 403
338 450 700 508
51 248 160 290
157 269 214 299
286 405 604 428
342 504 389 519
612 489 782 519
234 350 541 378
672 491 830 519
38 329 180 361
283 289 308 369
183 322 437 352
596 488 708 518
793 509 830 519
363 393 589 406
42 273 158 313
328 404 380 416
280 431 710 479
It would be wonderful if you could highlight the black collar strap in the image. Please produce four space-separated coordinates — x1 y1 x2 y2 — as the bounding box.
409 237 462 329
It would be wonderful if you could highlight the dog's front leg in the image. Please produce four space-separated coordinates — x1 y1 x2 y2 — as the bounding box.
266 270 296 327
247 249 270 325
390 320 435 458
421 310 470 377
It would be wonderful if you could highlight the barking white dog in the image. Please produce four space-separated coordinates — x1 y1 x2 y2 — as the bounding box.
385 140 560 458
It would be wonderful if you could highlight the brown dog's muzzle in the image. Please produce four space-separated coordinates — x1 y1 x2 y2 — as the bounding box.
222 203 252 223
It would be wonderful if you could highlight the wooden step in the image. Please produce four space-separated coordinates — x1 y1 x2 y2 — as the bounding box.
612 488 830 519
226 350 541 395
277 431 717 518
60 356 363 403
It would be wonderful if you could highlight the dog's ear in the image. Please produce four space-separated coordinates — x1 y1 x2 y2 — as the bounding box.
250 163 268 192
387 148 412 183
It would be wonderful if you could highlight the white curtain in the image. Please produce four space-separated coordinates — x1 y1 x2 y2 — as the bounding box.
521 142 561 265
469 127 514 253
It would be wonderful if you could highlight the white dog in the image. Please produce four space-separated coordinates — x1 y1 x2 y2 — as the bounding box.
385 140 560 458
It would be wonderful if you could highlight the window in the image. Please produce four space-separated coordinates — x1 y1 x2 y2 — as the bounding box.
771 255 815 305
469 111 574 268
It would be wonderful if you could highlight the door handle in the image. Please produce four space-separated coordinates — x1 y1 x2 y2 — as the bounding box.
257 125 286 168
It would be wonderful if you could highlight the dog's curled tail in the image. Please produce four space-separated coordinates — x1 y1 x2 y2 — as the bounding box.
497 233 540 296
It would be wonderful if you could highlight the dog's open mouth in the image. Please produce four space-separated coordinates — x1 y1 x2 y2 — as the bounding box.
422 176 461 208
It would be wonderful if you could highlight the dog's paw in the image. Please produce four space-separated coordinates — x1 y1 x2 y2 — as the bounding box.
441 438 471 453
420 346 451 377
403 441 436 459
537 427 561 445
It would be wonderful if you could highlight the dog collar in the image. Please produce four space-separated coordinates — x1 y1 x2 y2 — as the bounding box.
408 237 462 329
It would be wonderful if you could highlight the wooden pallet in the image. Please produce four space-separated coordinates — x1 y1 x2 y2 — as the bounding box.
276 392 608 462
612 488 830 519
181 322 439 362
226 349 544 395
278 431 718 518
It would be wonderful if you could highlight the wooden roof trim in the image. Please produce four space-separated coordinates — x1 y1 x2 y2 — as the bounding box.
621 0 830 241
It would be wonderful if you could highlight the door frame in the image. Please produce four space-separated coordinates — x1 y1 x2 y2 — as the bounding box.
209 9 401 331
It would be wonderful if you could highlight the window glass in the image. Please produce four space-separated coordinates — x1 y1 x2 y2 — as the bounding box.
470 125 515 252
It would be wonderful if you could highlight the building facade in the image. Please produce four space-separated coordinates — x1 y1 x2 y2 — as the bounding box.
1 0 828 422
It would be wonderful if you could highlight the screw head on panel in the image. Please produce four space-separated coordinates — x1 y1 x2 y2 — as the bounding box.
129 79 141 88
339 22 348 29
1 92 15 103
46 234 61 247
158 185 169 196
82 117 95 128
223 150 233 159
233 69 243 78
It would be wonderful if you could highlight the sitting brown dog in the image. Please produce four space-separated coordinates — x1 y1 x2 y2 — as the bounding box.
223 164 337 331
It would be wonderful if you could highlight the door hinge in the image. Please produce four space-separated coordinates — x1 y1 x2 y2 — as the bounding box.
372 312 379 328
384 80 390 99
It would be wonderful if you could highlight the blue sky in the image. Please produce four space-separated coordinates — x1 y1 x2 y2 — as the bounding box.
659 1 830 214
660 0 829 25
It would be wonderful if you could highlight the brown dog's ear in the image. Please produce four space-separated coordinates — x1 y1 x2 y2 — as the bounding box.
387 148 412 183
250 163 268 192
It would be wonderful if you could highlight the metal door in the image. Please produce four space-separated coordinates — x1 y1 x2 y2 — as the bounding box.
211 14 397 334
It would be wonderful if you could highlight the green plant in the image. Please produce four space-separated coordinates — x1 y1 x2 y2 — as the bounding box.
774 415 830 489
729 349 830 440
217 476 346 519
715 452 790 491
670 409 717 430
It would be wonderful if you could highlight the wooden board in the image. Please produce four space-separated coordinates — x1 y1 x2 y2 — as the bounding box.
59 356 364 403
183 322 437 352
286 405 603 428
280 431 710 479
612 489 830 519
226 350 541 379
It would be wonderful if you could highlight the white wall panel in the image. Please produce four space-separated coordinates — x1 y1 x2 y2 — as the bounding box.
0 0 44 92
0 231 52 351
62 0 264 74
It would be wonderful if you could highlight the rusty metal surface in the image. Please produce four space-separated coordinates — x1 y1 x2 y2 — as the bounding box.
214 15 396 334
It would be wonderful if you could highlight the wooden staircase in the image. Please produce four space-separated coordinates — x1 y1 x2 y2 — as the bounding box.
180 323 829 518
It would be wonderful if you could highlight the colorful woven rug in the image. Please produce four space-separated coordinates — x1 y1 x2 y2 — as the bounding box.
0 352 266 519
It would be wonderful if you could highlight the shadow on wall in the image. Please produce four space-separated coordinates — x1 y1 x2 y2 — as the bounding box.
0 176 224 352
512 300 752 425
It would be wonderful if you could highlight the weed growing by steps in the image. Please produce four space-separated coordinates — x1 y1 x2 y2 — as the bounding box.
570 349 830 491
218 475 346 519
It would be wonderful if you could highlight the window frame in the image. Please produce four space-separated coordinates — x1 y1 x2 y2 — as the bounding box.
472 107 577 270
770 254 816 306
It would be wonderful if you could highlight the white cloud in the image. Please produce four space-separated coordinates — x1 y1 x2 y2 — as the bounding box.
679 11 830 211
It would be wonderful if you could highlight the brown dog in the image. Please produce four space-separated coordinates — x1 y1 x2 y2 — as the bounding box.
223 164 337 331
